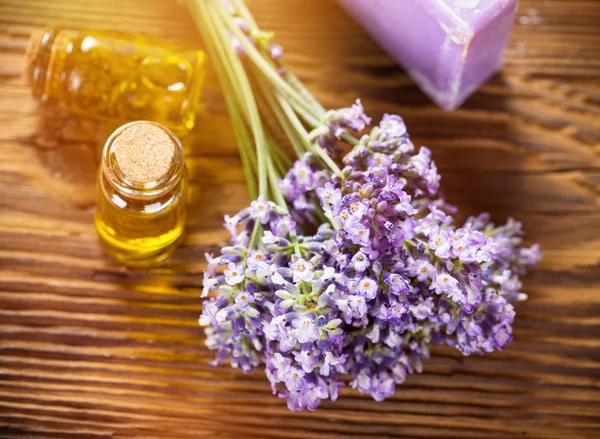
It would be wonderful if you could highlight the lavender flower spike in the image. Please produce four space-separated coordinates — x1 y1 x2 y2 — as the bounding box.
200 114 540 410
189 0 540 412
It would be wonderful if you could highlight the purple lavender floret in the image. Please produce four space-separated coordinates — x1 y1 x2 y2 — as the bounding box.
314 100 372 157
279 154 329 222
200 108 540 411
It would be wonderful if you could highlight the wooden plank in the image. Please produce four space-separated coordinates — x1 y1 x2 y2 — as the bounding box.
0 0 599 438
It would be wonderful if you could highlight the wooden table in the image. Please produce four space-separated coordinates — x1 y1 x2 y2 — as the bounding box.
1 1 599 438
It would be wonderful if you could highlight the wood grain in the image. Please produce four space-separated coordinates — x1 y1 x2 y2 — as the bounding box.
1 0 599 438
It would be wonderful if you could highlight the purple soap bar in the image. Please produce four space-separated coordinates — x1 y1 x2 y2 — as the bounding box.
337 0 518 109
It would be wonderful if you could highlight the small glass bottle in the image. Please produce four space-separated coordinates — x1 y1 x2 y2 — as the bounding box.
24 27 206 134
95 121 188 266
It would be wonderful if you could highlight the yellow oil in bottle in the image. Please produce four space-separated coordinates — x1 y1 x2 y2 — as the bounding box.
24 27 206 134
95 121 188 266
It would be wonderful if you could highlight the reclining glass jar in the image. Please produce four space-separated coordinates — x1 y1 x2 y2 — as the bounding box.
24 27 206 134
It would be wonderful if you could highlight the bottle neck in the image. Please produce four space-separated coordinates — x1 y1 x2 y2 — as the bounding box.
24 27 69 100
101 121 186 200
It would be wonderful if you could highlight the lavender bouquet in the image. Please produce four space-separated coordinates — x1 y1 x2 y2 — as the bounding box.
187 0 541 411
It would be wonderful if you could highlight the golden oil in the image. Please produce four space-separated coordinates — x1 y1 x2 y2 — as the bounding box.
95 121 188 267
24 27 206 134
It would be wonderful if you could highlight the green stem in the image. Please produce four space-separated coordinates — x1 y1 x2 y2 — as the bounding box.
230 0 325 115
229 103 258 199
213 0 322 120
289 97 322 129
284 70 326 115
188 0 350 220
310 200 329 224
341 131 360 146
255 76 305 159
249 221 263 249
267 155 288 210
188 0 259 196
277 95 341 174
269 142 290 176
205 2 269 196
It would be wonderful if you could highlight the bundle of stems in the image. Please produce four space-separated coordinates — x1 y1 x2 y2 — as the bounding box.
187 0 341 207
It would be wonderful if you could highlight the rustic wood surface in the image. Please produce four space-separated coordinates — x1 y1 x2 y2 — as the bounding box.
1 0 599 438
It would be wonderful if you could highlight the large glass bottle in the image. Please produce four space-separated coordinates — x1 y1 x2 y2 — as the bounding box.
24 27 206 134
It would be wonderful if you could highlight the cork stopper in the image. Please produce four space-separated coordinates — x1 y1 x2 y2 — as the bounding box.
112 122 175 183
23 28 46 86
